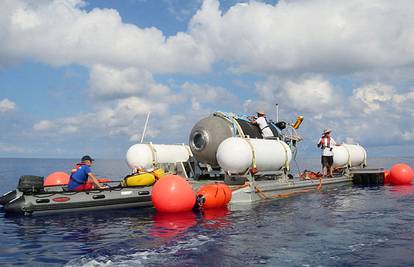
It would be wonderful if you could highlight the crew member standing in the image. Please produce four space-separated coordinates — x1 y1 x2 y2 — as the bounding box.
317 129 336 177
251 111 274 138
67 155 108 191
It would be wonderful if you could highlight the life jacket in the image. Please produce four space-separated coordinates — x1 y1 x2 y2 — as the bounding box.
71 162 86 174
70 162 87 184
320 137 331 148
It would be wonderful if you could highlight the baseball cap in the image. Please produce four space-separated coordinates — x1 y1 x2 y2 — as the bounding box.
81 155 94 162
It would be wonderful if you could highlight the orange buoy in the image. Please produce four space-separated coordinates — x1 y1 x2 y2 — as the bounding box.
218 183 232 204
384 169 390 184
196 183 232 209
44 172 70 186
151 175 196 213
390 163 414 185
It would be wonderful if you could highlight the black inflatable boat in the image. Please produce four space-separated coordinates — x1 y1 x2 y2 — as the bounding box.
0 175 153 216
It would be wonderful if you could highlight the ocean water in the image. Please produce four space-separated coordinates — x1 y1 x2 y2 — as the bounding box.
1 157 414 266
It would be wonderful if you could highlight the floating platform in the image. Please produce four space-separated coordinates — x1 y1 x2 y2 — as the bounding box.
191 174 353 205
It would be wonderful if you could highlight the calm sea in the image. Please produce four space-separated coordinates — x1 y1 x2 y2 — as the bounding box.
1 157 414 266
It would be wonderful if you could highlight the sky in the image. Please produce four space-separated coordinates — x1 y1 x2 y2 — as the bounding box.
1 0 414 159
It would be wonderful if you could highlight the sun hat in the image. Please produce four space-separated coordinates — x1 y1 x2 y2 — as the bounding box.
323 129 332 134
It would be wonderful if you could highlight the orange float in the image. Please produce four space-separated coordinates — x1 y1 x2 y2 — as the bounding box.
196 183 232 209
384 169 390 184
389 163 414 185
44 172 70 186
151 175 196 213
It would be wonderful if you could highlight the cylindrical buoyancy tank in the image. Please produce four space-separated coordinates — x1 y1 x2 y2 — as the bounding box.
126 144 191 170
332 144 367 167
189 113 281 167
216 137 292 174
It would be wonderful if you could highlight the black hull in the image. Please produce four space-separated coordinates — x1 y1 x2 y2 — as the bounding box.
2 186 153 216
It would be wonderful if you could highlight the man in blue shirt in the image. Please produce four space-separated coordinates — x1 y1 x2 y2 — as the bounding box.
68 155 108 191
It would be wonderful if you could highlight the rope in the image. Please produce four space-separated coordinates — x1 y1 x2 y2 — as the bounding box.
254 185 268 199
147 143 158 169
343 144 352 168
230 182 250 192
214 111 246 137
244 138 257 171
271 189 312 198
231 183 321 199
360 144 367 167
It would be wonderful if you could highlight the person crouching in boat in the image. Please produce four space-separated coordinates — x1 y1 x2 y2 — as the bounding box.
67 155 108 191
317 129 337 178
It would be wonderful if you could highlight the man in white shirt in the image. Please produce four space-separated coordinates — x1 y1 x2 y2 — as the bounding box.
251 111 274 138
317 129 336 177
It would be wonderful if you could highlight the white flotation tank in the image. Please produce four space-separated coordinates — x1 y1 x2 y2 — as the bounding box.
333 143 367 167
126 144 191 170
216 137 292 174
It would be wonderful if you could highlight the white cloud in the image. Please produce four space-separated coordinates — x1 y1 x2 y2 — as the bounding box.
351 84 395 114
0 0 213 73
282 78 334 109
254 75 345 118
250 75 414 149
189 0 414 74
0 98 16 113
351 83 414 116
88 65 172 100
181 82 237 106
3 0 414 156
33 120 56 131
3 0 414 75
0 142 25 153
89 65 154 98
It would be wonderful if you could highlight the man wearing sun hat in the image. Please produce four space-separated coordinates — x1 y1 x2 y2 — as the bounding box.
251 111 274 138
317 129 337 177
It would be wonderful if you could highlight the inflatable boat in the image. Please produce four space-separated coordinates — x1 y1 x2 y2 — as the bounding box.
0 175 153 216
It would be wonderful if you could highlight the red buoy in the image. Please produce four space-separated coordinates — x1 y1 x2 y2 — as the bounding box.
196 183 232 209
389 163 414 185
384 169 390 184
151 175 196 213
44 172 70 186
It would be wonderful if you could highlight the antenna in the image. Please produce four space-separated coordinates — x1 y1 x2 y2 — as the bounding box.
140 112 151 143
275 103 279 122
